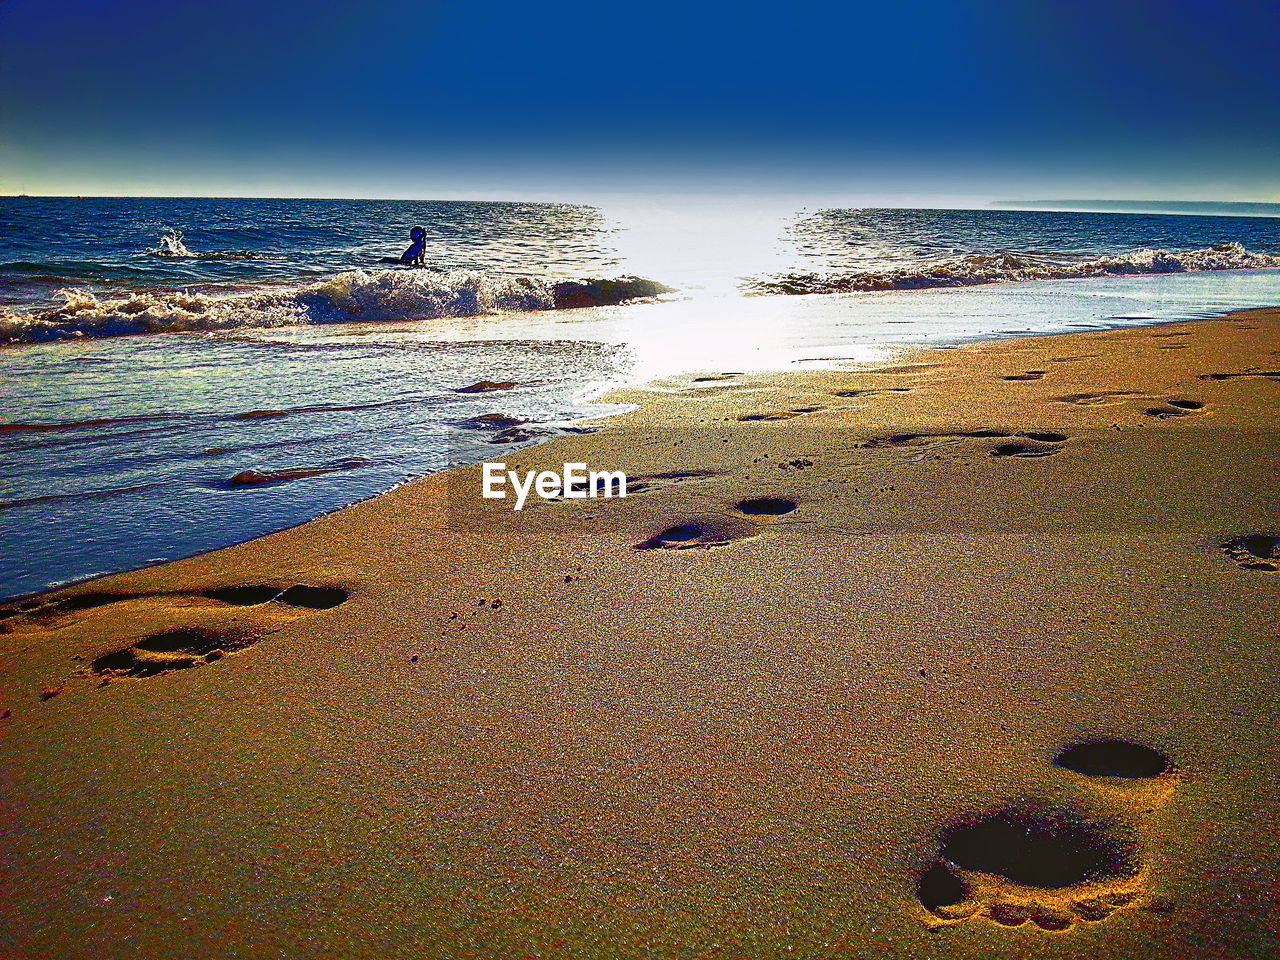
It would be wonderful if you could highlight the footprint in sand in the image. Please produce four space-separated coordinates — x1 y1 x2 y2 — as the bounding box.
1055 393 1205 419
917 738 1176 932
736 403 831 421
4 585 349 684
834 387 914 399
692 372 745 383
732 496 797 517
91 627 257 677
95 585 347 678
635 496 797 550
0 591 132 626
1054 391 1139 407
1198 370 1280 382
1145 398 1204 419
1222 534 1280 572
1054 739 1173 779
635 515 759 550
860 430 1068 459
991 432 1068 458
209 584 347 610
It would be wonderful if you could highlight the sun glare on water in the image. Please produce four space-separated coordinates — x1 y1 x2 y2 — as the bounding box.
601 196 802 297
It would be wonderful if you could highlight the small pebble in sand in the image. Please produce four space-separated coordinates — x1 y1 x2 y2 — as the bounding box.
40 686 63 701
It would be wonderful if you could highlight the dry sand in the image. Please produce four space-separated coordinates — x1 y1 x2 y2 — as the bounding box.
2 309 1278 959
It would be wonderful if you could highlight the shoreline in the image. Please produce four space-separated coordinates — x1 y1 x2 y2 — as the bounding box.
6 295 1280 604
2 308 1278 958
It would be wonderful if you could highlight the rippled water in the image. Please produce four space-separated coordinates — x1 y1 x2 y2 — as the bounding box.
1 198 623 305
787 207 1280 272
2 198 1278 598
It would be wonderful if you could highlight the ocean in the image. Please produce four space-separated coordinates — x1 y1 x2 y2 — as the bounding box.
2 197 1279 598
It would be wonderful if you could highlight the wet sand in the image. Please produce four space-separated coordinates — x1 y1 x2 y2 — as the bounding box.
2 309 1278 959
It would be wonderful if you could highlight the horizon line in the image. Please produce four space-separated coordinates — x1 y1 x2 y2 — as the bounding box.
3 193 1280 218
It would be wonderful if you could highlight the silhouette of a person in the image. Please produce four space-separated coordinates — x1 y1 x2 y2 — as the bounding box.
400 226 426 266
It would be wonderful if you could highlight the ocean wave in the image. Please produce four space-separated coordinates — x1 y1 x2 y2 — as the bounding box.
0 412 187 433
222 458 370 489
745 243 1280 295
0 270 673 345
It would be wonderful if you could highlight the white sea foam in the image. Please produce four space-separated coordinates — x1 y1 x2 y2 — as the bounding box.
298 269 556 322
150 229 195 257
3 243 1273 346
746 243 1280 295
0 269 671 345
0 287 300 343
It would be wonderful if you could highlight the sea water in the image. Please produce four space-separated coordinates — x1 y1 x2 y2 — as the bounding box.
2 198 1278 597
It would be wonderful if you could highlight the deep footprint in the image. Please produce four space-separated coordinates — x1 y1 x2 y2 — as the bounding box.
918 862 970 913
202 585 283 605
918 802 1142 931
201 584 348 609
1054 740 1172 778
939 806 1137 888
635 516 758 550
277 585 349 609
93 628 254 678
734 496 797 516
1222 534 1280 572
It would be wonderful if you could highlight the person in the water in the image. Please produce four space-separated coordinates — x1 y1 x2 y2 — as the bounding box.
400 226 426 266
382 226 427 266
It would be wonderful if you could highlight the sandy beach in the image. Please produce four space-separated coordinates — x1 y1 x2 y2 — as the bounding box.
2 308 1278 959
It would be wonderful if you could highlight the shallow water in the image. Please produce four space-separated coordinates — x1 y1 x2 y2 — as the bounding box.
2 198 1278 598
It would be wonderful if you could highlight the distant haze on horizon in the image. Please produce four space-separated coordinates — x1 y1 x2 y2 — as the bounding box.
2 0 1277 203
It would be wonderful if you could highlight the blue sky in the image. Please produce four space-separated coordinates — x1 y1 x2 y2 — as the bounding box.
1 0 1277 201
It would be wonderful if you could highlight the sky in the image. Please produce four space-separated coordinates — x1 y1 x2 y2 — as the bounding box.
1 0 1277 202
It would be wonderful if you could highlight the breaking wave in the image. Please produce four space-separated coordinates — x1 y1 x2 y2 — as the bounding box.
0 270 673 345
745 243 1280 295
